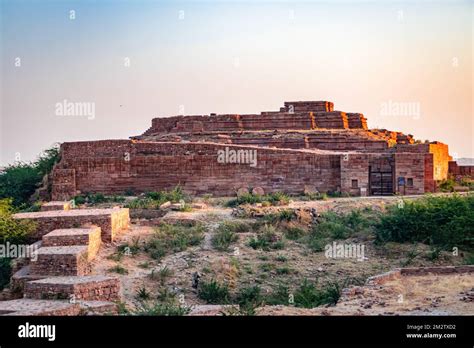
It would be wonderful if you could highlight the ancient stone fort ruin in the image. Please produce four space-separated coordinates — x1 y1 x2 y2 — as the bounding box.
50 100 456 200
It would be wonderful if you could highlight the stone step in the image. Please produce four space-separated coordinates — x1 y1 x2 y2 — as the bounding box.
0 298 80 316
11 265 48 292
24 275 120 301
78 300 118 315
13 208 130 242
41 201 72 211
30 246 90 276
42 227 101 261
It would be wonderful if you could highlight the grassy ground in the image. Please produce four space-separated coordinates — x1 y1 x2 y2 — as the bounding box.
89 193 473 315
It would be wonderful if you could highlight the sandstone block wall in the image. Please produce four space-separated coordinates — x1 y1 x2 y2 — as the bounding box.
143 111 352 136
40 201 72 211
394 153 426 195
13 208 130 242
282 101 334 112
30 246 90 276
42 226 102 261
396 142 451 181
25 276 120 301
51 140 342 198
448 161 474 180
340 154 370 196
346 113 368 130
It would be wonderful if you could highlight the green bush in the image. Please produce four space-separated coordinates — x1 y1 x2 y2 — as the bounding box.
211 225 238 251
0 258 12 290
144 222 204 260
294 279 341 308
235 285 263 314
218 220 251 233
0 199 36 244
226 192 290 207
0 146 59 207
439 178 456 192
248 225 285 250
198 279 230 304
375 194 474 250
265 284 290 305
283 225 307 240
125 186 186 209
132 302 190 316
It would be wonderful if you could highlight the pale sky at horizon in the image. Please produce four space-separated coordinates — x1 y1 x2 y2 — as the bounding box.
0 0 472 165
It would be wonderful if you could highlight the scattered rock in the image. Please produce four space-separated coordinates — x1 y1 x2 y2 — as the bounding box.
237 187 249 197
160 201 172 209
252 187 265 196
191 203 207 210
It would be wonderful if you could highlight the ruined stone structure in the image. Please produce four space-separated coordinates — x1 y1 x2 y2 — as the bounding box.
0 204 128 315
49 100 456 199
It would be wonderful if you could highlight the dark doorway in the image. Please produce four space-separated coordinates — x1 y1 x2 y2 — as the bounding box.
369 158 394 195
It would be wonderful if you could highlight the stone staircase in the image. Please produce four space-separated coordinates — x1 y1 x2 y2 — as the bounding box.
0 203 129 315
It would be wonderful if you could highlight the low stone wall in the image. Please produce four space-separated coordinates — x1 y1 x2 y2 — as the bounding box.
449 161 474 180
41 201 72 211
366 265 474 285
25 276 120 301
42 226 102 261
0 299 81 316
13 208 130 242
30 246 90 276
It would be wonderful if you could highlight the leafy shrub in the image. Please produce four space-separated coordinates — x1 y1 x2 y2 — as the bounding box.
149 266 174 285
73 193 125 206
0 146 59 207
276 267 292 275
0 258 12 290
108 265 128 274
226 192 290 207
375 194 474 250
126 186 186 209
144 223 204 260
283 225 307 240
247 225 284 250
235 285 263 314
303 192 328 201
438 178 456 192
132 302 190 316
211 226 238 251
219 220 251 233
265 284 291 305
294 279 340 308
135 286 151 300
198 279 230 304
0 198 36 244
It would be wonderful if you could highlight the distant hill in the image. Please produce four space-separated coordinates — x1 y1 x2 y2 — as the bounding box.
456 158 474 166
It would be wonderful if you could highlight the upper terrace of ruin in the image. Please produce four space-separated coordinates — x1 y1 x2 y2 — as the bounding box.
135 101 415 151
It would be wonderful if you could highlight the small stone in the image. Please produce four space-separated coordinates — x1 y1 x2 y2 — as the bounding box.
252 187 265 196
159 201 172 209
237 187 249 197
191 203 207 209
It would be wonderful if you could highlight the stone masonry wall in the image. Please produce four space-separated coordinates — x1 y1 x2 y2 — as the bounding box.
51 140 342 199
394 153 426 195
448 161 474 180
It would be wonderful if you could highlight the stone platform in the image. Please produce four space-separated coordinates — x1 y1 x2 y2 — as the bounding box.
42 226 101 261
13 208 130 242
24 275 120 301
